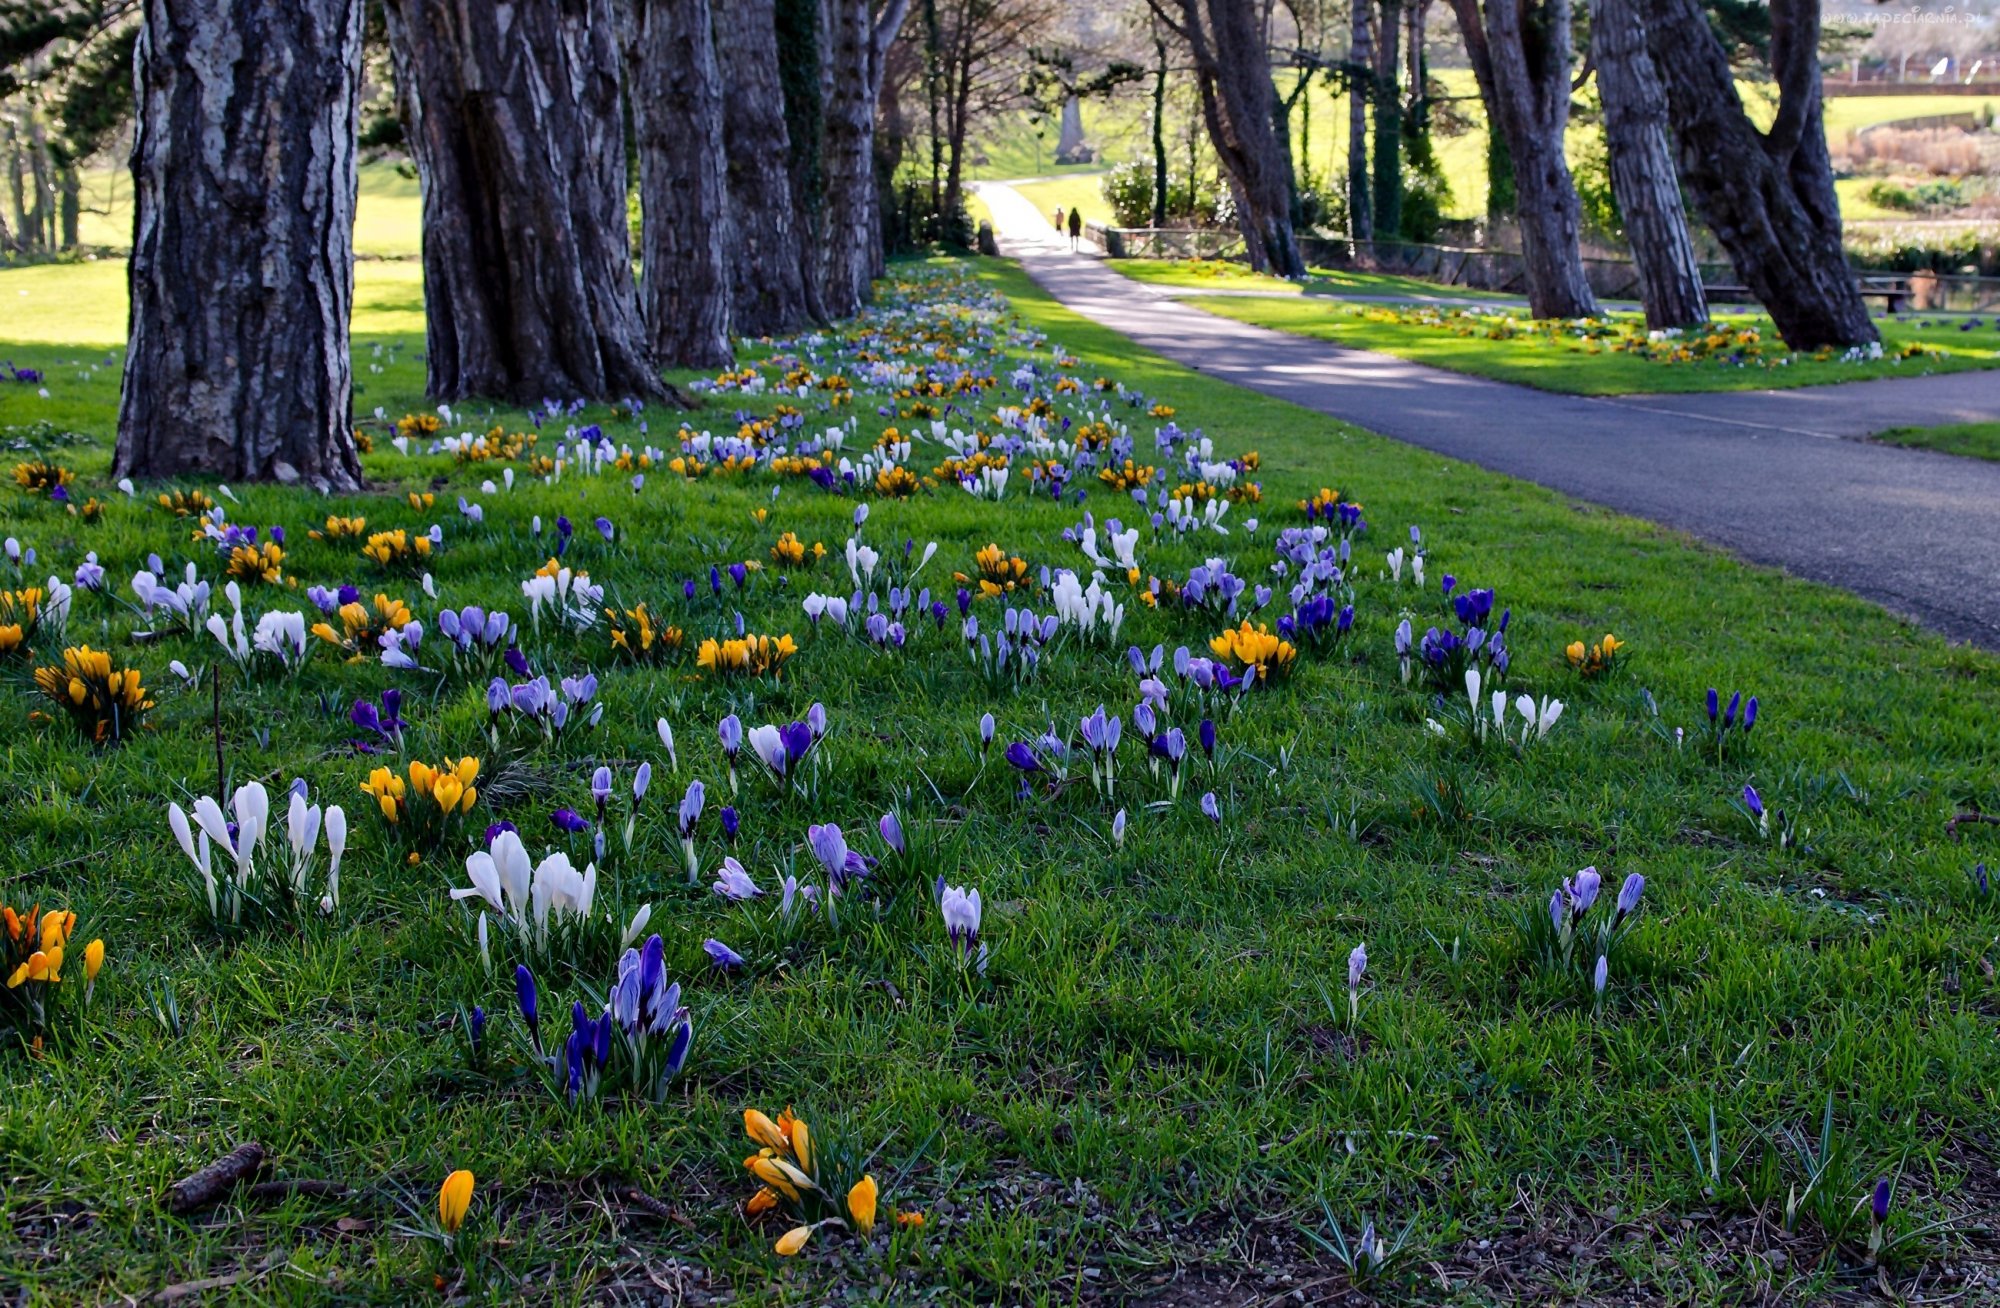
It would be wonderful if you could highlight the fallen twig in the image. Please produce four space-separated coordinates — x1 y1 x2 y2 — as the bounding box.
167 1142 266 1214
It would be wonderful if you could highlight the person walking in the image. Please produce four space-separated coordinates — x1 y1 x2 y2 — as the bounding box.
1067 206 1082 251
1052 206 1065 237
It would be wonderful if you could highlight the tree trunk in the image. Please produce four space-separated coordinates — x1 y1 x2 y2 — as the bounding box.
1638 0 1876 348
1152 37 1170 226
116 0 364 491
382 0 663 403
1372 0 1401 241
1158 0 1304 277
1590 0 1707 329
628 0 732 368
57 162 79 248
775 0 829 323
1448 0 1598 317
1347 0 1372 242
819 0 874 316
717 0 811 336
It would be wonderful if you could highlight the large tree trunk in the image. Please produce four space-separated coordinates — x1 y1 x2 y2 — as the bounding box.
1156 0 1304 277
1590 0 1706 329
1372 0 1401 240
775 0 829 323
1347 0 1372 242
1639 0 1875 348
382 0 663 403
1448 0 1598 317
717 0 812 336
819 0 875 317
116 0 364 491
629 0 732 367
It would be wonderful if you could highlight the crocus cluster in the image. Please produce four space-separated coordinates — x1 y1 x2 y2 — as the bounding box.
3 901 106 1039
168 779 347 922
740 1107 922 1255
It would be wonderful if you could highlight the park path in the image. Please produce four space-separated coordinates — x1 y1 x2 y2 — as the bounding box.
973 180 2000 649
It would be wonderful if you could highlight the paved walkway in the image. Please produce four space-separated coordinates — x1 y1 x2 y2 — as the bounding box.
974 181 2000 648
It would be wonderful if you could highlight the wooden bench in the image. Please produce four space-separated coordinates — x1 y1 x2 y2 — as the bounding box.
1703 281 1911 313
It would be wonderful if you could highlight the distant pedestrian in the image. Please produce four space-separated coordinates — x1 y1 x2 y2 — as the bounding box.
1052 206 1065 236
1067 206 1082 250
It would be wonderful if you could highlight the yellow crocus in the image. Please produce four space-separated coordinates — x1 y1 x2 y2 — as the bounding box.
847 1175 878 1234
788 1119 812 1176
745 1109 788 1152
438 1168 474 1233
774 1225 812 1256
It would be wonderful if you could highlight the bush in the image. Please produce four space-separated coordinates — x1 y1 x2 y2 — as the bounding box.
1864 181 1919 212
1399 157 1452 244
1102 160 1157 228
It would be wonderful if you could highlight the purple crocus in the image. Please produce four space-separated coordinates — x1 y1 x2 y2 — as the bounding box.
720 805 740 842
552 807 590 834
595 515 614 542
1200 792 1220 823
677 780 706 884
1004 741 1043 773
879 811 906 857
704 938 746 971
516 964 541 1053
1615 872 1645 919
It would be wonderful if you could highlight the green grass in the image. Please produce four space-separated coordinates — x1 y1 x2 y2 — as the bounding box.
1167 292 2000 395
1007 175 1115 229
1113 257 1487 302
68 160 425 258
1 256 1998 1302
1872 420 2000 462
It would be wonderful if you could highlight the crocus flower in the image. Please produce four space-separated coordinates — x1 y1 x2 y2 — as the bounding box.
552 807 590 834
1200 792 1220 823
704 938 745 970
879 811 906 857
979 712 995 752
516 964 540 1052
720 805 740 842
1593 954 1609 996
718 714 743 792
678 780 705 884
1614 872 1645 919
1004 741 1042 774
1742 784 1763 818
1112 808 1127 847
1347 942 1367 1025
438 1169 474 1234
940 882 982 961
712 857 761 900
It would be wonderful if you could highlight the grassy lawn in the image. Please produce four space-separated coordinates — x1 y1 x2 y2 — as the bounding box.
1112 256 1503 303
2 256 1998 1303
1873 420 2000 462
1169 292 2000 395
1008 175 1114 229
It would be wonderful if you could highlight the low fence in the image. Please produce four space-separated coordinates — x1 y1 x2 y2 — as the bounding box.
1090 227 2000 313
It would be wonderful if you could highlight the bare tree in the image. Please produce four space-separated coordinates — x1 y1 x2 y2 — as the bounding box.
382 0 664 402
1148 0 1304 276
1447 0 1599 317
116 0 364 490
1589 0 1706 328
1639 0 1875 348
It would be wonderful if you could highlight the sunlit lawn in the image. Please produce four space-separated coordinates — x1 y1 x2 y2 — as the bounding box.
1874 420 2000 462
1 256 1997 1302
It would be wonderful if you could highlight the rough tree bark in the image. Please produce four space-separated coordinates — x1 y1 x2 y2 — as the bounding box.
382 0 664 403
1372 0 1401 240
717 0 812 336
1638 0 1875 348
1447 0 1599 317
775 0 829 322
1590 0 1707 329
1347 0 1372 242
629 0 732 367
116 0 364 491
1151 0 1304 277
818 0 909 316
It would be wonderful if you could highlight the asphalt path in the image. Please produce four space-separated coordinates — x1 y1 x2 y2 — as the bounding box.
973 180 2000 648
